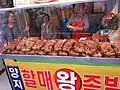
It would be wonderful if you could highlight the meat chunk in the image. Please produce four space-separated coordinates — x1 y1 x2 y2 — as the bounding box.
11 50 19 54
54 39 67 52
43 40 57 53
21 47 31 52
92 34 108 42
18 51 25 54
100 42 115 57
48 52 58 56
69 50 79 56
32 40 41 50
27 37 39 41
84 40 98 56
26 51 36 55
16 39 26 50
92 51 103 57
59 51 68 56
39 40 47 49
11 37 21 50
74 41 85 53
62 39 76 52
37 50 46 55
112 41 120 57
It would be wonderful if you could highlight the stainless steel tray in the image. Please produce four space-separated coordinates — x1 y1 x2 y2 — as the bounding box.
0 54 120 65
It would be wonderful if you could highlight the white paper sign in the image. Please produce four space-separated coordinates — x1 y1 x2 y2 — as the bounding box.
13 0 31 6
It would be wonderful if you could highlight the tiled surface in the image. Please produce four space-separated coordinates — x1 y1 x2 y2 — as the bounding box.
0 61 12 90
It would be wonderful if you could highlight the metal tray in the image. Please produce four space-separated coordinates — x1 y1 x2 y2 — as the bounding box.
0 54 120 65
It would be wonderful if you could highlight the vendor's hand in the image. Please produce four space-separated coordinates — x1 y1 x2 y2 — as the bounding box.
72 26 83 31
25 26 30 31
67 25 73 31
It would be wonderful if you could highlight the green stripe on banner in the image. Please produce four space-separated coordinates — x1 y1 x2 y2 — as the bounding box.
16 59 120 67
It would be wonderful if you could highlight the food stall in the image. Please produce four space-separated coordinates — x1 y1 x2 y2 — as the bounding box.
0 0 120 90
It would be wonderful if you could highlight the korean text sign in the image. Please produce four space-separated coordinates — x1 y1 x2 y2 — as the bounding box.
5 60 120 90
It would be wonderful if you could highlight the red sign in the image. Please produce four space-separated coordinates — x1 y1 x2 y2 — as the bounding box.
54 69 82 90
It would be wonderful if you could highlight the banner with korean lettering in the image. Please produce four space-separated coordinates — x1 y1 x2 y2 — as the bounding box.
4 59 120 90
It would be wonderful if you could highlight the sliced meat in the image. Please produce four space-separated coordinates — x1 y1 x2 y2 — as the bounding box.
69 50 79 56
18 51 25 54
6 50 11 54
37 50 46 55
26 51 36 55
44 40 57 53
21 47 31 52
54 39 67 52
11 50 19 54
48 52 58 56
59 51 68 56
74 41 85 53
32 44 40 50
100 42 115 57
84 40 98 56
16 39 26 50
62 39 77 52
112 41 120 57
27 37 39 41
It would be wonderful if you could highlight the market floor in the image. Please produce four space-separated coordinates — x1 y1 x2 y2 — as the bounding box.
0 62 12 90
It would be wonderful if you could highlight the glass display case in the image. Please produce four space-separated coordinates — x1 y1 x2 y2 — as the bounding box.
0 0 120 90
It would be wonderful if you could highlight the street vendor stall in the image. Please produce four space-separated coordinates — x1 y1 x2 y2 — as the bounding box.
0 0 120 90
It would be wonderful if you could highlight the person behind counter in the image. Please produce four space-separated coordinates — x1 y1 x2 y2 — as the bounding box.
2 11 29 44
67 3 90 39
41 13 60 40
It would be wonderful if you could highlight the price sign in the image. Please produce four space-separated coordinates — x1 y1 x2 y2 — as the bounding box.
13 0 31 6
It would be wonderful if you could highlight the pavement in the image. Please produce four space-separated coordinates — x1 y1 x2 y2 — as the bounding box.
0 60 12 90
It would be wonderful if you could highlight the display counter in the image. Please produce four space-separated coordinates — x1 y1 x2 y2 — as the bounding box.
0 0 120 90
1 54 120 90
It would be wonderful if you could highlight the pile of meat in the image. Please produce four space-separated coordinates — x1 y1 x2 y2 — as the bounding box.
2 37 120 58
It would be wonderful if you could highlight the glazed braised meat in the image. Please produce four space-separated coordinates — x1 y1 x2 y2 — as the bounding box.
48 52 58 56
21 40 34 52
74 41 85 53
92 34 108 42
26 51 36 55
32 40 41 50
84 40 98 56
100 42 115 57
3 37 120 58
58 51 68 56
69 50 79 56
43 40 57 53
38 40 47 50
112 41 120 57
3 37 21 53
62 39 76 52
27 37 39 42
37 50 46 55
54 39 67 52
10 37 21 50
16 38 26 50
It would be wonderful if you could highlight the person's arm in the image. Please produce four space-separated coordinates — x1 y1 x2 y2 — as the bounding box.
41 24 45 40
70 26 83 31
66 14 74 29
67 15 83 31
21 26 30 37
84 15 90 32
